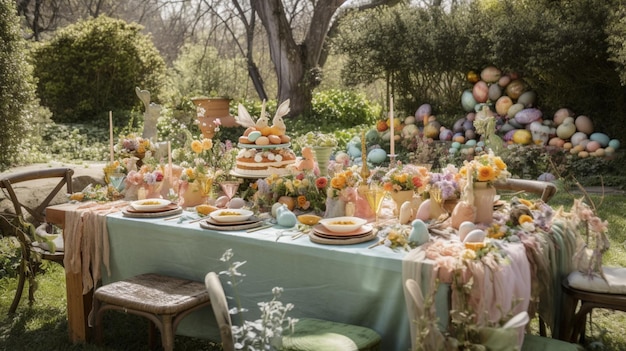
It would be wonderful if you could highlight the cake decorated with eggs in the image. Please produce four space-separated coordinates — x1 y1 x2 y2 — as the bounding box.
233 100 297 177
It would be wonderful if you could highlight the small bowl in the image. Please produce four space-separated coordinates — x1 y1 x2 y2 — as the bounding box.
318 216 368 233
130 199 171 211
209 209 254 223
297 214 322 226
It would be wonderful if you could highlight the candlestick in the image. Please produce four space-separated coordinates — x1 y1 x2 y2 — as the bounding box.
109 111 114 163
389 96 395 157
167 141 172 179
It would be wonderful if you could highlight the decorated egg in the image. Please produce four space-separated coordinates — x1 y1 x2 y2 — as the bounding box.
215 195 230 208
506 103 525 119
465 139 477 147
404 116 416 125
495 96 513 116
512 129 532 144
586 141 601 153
439 128 453 141
570 132 588 146
466 112 476 121
594 148 606 157
414 199 432 221
556 118 576 139
505 79 528 100
465 129 476 140
247 130 262 142
499 122 515 134
563 142 573 150
578 151 589 158
453 118 466 133
488 83 502 101
453 133 465 143
472 81 489 103
415 104 432 122
367 148 387 164
449 147 459 154
517 91 537 107
609 139 620 150
424 121 441 139
514 108 543 125
589 133 610 147
553 108 574 126
575 115 594 135
605 146 616 156
255 136 270 145
549 137 565 148
480 66 502 83
498 74 512 87
228 197 246 209
463 229 486 243
268 135 282 144
458 221 476 242
451 141 462 149
461 90 477 112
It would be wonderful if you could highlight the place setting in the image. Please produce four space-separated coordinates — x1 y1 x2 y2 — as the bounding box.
199 208 265 231
308 216 376 245
122 198 183 218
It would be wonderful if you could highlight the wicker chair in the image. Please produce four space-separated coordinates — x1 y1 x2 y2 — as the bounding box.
204 271 382 351
92 273 212 351
0 167 74 315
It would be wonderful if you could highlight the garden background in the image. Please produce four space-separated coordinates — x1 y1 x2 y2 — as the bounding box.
2 0 626 350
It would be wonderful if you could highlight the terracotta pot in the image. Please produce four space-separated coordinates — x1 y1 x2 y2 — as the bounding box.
191 97 236 138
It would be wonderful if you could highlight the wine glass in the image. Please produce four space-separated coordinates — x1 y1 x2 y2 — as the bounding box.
220 180 240 204
108 172 126 192
364 186 386 226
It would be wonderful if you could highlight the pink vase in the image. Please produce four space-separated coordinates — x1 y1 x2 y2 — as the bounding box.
473 182 496 224
179 181 206 207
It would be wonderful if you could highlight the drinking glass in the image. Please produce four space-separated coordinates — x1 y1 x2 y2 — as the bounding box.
108 173 126 191
220 180 240 201
364 186 386 226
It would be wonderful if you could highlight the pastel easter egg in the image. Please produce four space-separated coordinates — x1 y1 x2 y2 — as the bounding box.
415 199 432 221
367 148 387 165
247 130 262 142
495 96 513 116
415 104 432 122
609 139 620 150
461 90 477 112
449 147 458 154
512 129 532 145
451 141 461 149
458 221 476 242
488 83 502 101
228 197 246 209
575 115 594 135
553 108 575 126
463 229 486 243
480 66 502 83
570 132 588 146
514 108 543 125
215 195 229 208
585 141 601 153
506 103 525 119
589 133 610 147
517 91 537 107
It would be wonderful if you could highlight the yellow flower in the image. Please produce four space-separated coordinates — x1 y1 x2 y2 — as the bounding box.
331 174 347 189
477 165 495 182
191 140 203 154
494 157 507 170
518 214 534 224
202 138 213 150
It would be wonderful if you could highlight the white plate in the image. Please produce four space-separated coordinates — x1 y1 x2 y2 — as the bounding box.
318 216 368 233
209 209 254 223
130 199 171 212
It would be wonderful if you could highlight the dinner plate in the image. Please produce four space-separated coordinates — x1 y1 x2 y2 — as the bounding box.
309 230 377 245
122 206 183 218
205 216 262 226
199 220 263 231
209 209 254 223
130 199 171 212
312 230 373 240
318 217 368 233
313 223 373 237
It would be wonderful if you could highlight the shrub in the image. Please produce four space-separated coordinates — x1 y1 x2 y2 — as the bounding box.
0 0 40 170
309 89 380 129
32 16 166 124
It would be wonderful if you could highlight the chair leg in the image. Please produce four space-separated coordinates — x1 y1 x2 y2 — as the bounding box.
160 315 175 351
93 300 105 345
8 249 28 315
148 320 158 350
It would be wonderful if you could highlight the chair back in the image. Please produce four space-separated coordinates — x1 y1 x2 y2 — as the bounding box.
0 168 74 225
493 178 557 203
204 272 235 351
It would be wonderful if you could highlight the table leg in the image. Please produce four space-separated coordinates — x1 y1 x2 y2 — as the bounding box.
65 270 93 342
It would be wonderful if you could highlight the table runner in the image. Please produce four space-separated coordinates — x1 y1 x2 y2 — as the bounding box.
63 201 127 294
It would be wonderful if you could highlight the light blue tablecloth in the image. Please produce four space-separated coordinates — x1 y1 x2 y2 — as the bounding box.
104 212 419 351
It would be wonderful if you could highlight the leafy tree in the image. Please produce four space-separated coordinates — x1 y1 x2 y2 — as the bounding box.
32 15 166 124
607 4 626 86
0 0 38 169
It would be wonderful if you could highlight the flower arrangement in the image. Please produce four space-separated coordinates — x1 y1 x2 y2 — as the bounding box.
259 172 328 213
327 167 362 198
426 164 461 200
460 151 509 184
382 163 430 193
114 133 156 166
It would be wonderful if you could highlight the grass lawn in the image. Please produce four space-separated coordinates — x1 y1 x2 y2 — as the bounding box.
1 191 625 351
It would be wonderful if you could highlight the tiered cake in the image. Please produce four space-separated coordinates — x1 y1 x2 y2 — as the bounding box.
232 100 297 177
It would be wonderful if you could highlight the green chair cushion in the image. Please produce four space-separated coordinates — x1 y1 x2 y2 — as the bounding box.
522 335 584 351
282 318 381 351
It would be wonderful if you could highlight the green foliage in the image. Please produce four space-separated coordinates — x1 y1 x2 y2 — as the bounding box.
32 16 166 124
309 89 380 128
606 4 626 85
165 42 248 108
0 0 40 170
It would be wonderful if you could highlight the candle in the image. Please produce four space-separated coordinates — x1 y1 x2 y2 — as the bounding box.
109 111 114 163
167 141 172 179
389 96 395 156
260 99 266 120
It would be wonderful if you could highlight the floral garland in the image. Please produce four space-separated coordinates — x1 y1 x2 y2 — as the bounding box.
382 163 429 193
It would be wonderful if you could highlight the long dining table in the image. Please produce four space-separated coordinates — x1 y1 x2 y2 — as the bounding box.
47 203 452 351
